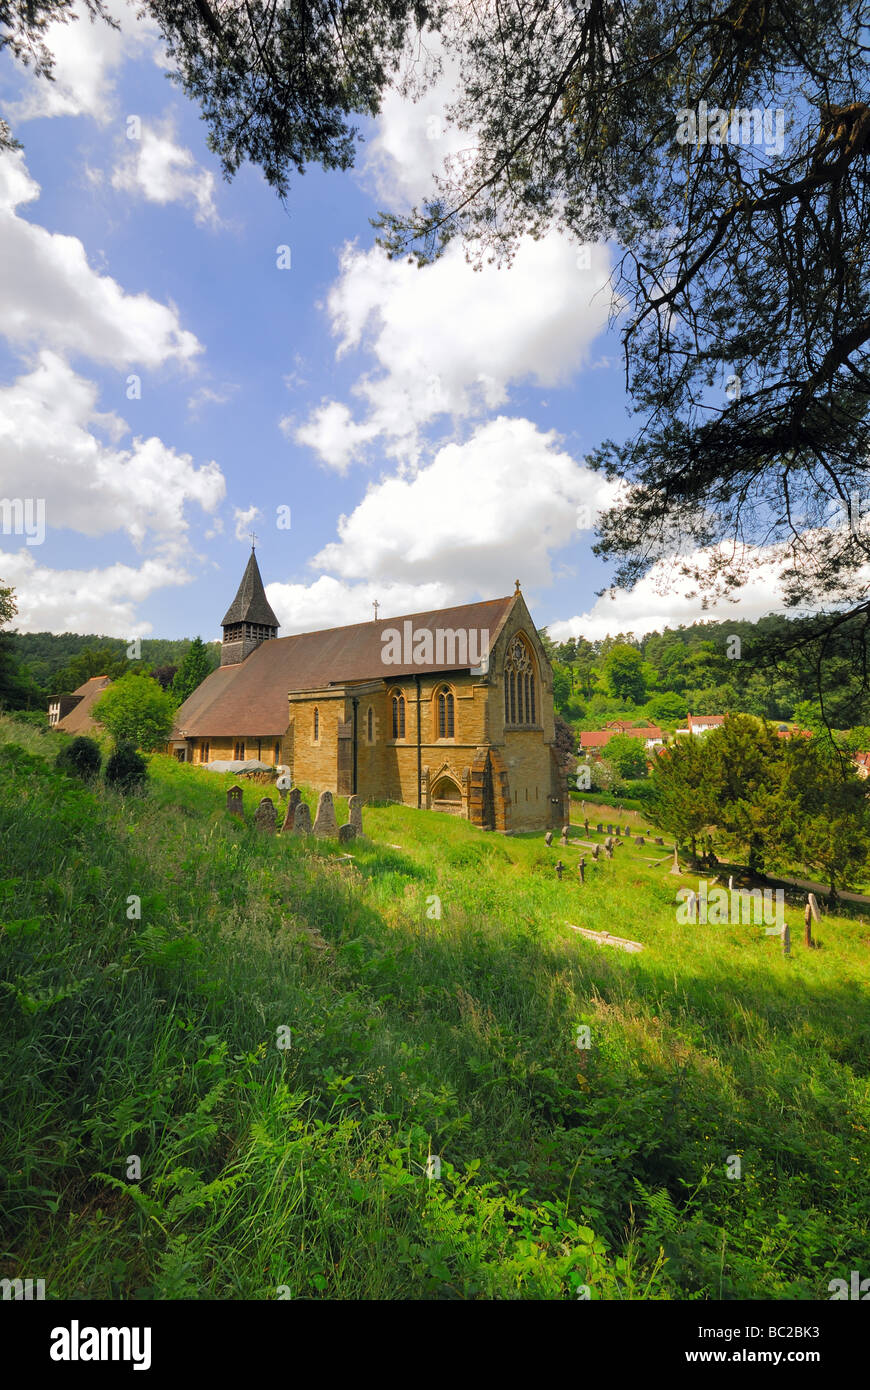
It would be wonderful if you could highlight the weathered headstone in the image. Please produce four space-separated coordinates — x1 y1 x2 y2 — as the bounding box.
226 785 244 818
596 823 603 833
808 892 821 923
555 860 565 880
313 790 338 837
578 857 586 884
592 844 600 860
254 798 277 835
276 772 294 801
338 822 356 843
560 824 570 845
348 794 364 836
545 830 553 847
605 838 614 860
293 802 312 835
584 818 589 835
654 836 664 846
635 835 644 846
669 846 681 875
280 787 301 831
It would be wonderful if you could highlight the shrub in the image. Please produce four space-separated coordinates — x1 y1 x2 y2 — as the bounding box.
104 740 148 791
56 735 102 781
8 709 50 729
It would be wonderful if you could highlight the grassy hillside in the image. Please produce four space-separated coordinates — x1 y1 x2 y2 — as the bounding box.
1 715 868 1300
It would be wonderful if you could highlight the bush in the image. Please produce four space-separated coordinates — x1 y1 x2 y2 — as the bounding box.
7 709 50 729
56 736 102 781
104 740 148 791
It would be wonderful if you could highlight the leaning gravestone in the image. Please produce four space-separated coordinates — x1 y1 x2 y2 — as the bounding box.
592 844 600 860
348 794 364 836
560 824 570 845
313 790 338 838
281 787 301 831
293 802 312 835
338 822 356 843
226 785 244 818
254 798 277 835
545 830 553 847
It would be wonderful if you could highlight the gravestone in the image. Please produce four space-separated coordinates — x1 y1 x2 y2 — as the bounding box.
578 857 586 884
348 794 364 836
338 822 356 844
254 798 277 835
275 772 294 801
584 819 589 835
281 787 301 831
635 835 644 846
654 837 663 846
669 846 681 875
555 860 565 880
592 844 600 860
596 823 603 834
293 802 312 835
560 824 570 845
545 830 553 847
313 790 338 837
226 785 243 818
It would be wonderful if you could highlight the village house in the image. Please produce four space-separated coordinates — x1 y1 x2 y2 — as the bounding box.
675 713 727 736
579 720 665 756
169 547 569 832
48 675 112 734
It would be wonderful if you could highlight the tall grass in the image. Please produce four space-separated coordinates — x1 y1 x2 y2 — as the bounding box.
1 717 867 1299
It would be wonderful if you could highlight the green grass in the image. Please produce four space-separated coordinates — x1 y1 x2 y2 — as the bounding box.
1 716 868 1300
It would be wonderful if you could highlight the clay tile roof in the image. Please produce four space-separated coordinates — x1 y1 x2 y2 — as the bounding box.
173 594 517 739
580 730 615 748
221 549 280 629
687 713 725 729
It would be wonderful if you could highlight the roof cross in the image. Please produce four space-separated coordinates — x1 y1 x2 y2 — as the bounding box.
372 599 380 621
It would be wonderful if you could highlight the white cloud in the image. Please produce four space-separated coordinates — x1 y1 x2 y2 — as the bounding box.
0 352 225 551
293 232 611 468
233 505 261 542
0 547 189 636
545 546 822 643
362 43 470 207
312 416 613 590
111 116 220 226
0 150 201 367
266 575 452 635
4 0 165 126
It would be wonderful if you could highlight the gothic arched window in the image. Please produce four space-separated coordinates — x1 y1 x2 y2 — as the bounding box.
504 635 537 727
313 707 320 741
367 706 373 741
391 693 405 739
437 686 455 738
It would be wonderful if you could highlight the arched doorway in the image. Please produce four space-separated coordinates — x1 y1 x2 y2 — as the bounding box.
431 775 463 815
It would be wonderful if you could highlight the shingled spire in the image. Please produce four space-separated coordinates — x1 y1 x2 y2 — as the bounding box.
220 545 279 666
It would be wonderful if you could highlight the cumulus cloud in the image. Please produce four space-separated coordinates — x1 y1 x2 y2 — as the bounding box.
362 43 470 207
291 232 612 469
3 0 164 126
310 416 615 591
0 547 189 636
233 505 261 542
545 545 824 643
111 116 220 225
0 150 201 367
265 575 453 635
0 352 225 552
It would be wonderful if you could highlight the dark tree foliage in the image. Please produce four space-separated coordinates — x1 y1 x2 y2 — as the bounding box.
374 1 870 669
104 740 148 791
135 0 440 198
56 735 102 781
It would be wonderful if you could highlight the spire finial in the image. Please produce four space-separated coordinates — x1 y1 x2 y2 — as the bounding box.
514 579 521 595
250 531 257 550
372 599 380 621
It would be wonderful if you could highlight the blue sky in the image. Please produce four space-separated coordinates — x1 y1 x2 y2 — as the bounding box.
0 2 790 645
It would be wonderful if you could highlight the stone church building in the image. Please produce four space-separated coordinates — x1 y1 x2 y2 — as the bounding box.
170 547 568 832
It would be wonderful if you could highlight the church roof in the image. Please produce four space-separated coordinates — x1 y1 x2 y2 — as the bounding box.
173 594 516 738
221 549 280 629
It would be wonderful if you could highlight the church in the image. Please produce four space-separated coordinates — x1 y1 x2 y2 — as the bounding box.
170 547 568 832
